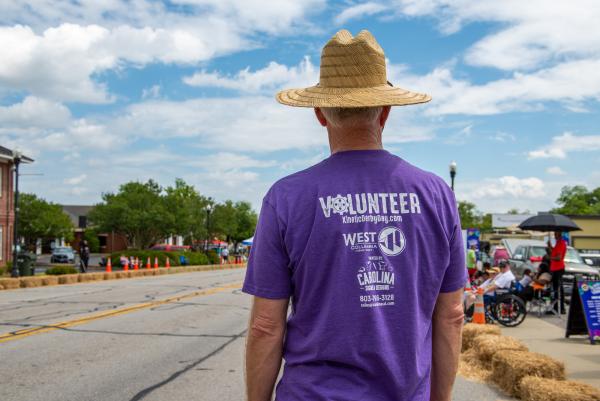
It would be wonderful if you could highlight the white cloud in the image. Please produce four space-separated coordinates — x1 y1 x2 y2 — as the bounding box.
64 174 87 185
1 0 325 34
0 1 324 103
184 56 318 93
390 0 600 70
469 176 545 200
0 97 124 157
334 2 387 25
390 59 600 115
0 23 246 103
142 85 161 100
187 153 276 170
528 132 600 159
109 94 435 152
546 166 566 176
489 132 516 142
0 96 71 128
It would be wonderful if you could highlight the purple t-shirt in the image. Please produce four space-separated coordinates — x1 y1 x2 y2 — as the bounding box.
243 149 466 401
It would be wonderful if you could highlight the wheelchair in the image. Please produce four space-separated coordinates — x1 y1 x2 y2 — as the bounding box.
485 282 527 327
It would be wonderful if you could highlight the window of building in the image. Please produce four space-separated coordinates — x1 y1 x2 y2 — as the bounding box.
78 216 87 229
0 225 3 260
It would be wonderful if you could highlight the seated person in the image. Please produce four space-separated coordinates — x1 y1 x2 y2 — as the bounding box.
519 255 553 302
473 269 488 286
519 268 533 289
482 261 515 307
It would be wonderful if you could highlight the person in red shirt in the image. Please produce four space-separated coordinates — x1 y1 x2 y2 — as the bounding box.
548 231 567 313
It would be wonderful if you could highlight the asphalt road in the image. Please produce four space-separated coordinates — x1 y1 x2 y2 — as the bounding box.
0 269 513 401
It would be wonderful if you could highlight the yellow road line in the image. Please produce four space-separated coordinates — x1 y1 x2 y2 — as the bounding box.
0 282 242 344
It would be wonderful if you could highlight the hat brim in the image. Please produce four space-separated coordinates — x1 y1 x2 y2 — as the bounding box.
276 84 431 108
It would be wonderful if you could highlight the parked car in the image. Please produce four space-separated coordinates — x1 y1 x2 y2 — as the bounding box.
581 252 600 270
508 240 599 296
50 247 75 264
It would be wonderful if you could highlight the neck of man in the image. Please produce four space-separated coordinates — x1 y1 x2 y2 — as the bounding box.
328 126 383 154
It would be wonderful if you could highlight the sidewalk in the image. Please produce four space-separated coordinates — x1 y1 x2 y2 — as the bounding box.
500 315 600 389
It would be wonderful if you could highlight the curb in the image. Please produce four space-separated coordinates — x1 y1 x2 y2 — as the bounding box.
0 263 247 291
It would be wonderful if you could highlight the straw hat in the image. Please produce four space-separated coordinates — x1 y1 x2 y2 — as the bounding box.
276 29 431 108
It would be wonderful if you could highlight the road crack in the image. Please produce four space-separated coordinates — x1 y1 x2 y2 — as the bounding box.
128 329 247 401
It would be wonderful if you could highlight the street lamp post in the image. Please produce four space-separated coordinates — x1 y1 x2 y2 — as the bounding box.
11 150 22 278
205 204 213 253
449 161 457 192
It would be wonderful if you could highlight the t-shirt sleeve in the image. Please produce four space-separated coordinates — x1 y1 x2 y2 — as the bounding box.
438 187 467 293
242 199 292 299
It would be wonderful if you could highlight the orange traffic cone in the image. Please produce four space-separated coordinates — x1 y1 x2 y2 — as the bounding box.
106 257 112 273
165 257 170 269
134 257 139 270
136 257 140 270
154 257 158 269
124 259 129 271
146 257 151 269
472 288 486 324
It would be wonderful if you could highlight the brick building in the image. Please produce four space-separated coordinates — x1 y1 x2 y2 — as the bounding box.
0 146 34 266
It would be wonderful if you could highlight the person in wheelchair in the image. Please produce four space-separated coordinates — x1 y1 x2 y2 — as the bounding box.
481 261 515 309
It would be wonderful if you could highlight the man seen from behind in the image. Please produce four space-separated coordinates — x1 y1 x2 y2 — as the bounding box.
243 30 467 401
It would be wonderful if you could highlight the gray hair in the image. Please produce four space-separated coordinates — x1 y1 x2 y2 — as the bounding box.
320 107 383 128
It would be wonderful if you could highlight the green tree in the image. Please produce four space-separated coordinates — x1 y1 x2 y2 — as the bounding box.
84 228 100 253
164 178 210 244
457 200 492 231
552 185 600 215
458 200 480 229
212 200 257 246
88 180 171 249
19 193 74 245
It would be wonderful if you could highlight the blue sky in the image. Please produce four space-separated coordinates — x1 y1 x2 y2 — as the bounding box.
1 0 599 214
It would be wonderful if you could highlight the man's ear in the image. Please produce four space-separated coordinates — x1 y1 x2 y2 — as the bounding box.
379 106 391 128
314 108 328 127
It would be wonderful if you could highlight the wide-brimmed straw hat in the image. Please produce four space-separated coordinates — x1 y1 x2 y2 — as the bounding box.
276 29 431 108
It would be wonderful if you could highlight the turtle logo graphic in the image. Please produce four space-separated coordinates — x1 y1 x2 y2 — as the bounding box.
378 226 406 256
331 194 349 215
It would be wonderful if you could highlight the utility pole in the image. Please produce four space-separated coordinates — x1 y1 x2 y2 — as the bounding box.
205 204 213 253
11 150 22 278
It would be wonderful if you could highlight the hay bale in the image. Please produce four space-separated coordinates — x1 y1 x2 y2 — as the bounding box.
78 273 103 282
103 272 117 280
472 334 528 368
20 277 43 288
492 350 565 396
129 270 143 278
520 376 600 401
156 268 167 275
458 348 493 383
41 276 59 286
142 270 156 276
59 274 79 284
0 278 20 290
462 323 501 351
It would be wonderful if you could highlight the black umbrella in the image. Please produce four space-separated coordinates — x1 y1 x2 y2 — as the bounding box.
518 213 581 232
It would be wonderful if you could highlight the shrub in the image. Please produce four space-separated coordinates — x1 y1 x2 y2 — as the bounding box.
109 250 210 268
46 266 79 275
207 249 220 265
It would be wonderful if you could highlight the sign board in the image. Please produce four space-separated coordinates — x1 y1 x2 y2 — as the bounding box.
492 213 535 228
566 280 600 344
466 228 480 251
